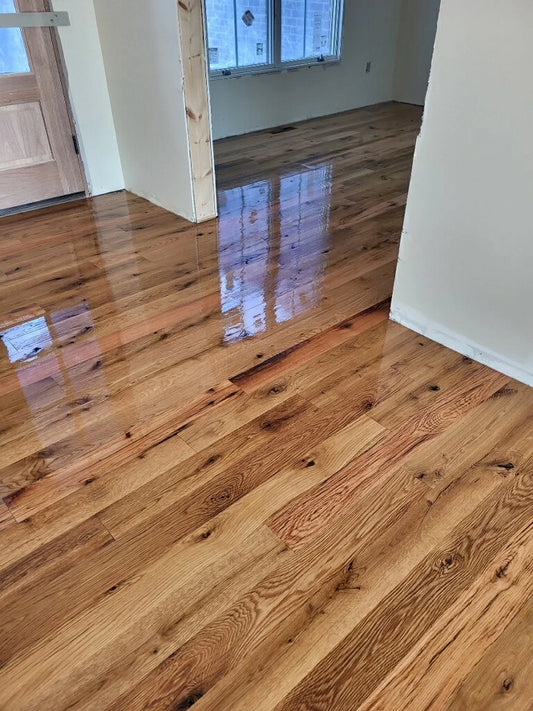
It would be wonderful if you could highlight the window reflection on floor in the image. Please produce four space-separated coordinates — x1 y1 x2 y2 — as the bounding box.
0 316 52 363
217 162 333 344
0 302 94 366
218 177 272 343
0 302 100 444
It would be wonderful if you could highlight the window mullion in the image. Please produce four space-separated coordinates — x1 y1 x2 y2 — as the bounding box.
273 0 281 68
338 0 342 43
233 0 239 68
333 0 340 54
303 0 307 58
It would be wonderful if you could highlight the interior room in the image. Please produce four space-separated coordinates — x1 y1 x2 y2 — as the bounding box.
1 1 533 709
208 0 440 140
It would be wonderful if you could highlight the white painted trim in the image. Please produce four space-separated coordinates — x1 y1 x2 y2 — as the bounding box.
207 0 344 79
390 302 533 388
209 57 341 80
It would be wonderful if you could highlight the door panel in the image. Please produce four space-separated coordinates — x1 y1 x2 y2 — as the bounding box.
0 102 52 169
0 0 85 210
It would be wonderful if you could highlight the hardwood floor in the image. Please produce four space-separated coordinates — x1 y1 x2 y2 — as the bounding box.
0 102 532 710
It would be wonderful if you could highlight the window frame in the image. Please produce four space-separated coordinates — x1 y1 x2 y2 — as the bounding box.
207 0 344 79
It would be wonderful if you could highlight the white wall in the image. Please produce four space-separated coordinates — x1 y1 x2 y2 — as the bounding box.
210 0 404 140
393 0 440 105
93 0 196 221
53 0 123 196
392 0 533 387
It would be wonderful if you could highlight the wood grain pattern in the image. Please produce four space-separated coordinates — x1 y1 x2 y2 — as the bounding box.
177 0 217 222
1 103 532 711
448 595 533 710
271 416 533 711
0 500 14 531
203 409 533 711
269 362 509 549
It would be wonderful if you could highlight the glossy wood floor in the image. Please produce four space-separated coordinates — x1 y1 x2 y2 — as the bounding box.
1 102 533 710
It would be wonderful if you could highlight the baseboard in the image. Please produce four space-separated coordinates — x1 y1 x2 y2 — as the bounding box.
390 303 533 388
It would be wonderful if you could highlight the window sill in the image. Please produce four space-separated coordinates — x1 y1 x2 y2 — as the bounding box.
209 57 341 81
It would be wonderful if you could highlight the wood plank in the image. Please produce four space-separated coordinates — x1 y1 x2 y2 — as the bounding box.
0 261 395 512
272 418 533 711
0 500 14 531
448 595 533 710
0 517 114 661
35 417 384 711
231 300 390 394
9 104 533 711
269 365 509 549
0 525 284 711
1 383 233 519
0 432 194 573
105 406 533 711
357 526 533 711
194 406 533 711
99 396 380 542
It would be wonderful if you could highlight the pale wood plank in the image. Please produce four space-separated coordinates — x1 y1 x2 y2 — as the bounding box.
272 418 533 711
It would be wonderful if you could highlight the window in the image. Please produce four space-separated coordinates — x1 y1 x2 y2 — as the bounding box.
205 0 344 77
0 0 31 75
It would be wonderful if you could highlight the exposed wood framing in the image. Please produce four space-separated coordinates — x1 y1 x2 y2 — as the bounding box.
177 0 217 222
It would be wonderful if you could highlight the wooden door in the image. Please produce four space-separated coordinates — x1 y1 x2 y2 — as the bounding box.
0 0 85 210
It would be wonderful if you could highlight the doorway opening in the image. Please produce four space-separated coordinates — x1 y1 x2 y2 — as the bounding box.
199 0 440 339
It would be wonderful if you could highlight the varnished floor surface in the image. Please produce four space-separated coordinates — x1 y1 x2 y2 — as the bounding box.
1 102 533 710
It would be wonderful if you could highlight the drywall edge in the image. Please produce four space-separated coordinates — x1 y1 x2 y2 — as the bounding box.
390 303 533 387
93 0 196 221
